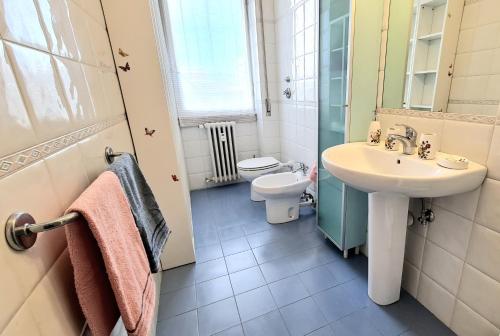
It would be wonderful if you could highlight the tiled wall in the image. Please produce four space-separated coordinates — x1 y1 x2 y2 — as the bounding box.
0 0 134 334
447 0 500 115
249 0 282 163
275 0 319 168
379 108 500 336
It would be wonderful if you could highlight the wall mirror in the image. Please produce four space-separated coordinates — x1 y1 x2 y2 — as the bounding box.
382 0 464 112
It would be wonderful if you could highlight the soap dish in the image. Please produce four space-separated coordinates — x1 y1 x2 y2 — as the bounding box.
437 155 469 170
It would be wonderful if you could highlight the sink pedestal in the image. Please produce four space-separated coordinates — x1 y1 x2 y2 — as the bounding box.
368 192 409 305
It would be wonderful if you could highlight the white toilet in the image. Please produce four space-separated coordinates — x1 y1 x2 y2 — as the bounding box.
237 157 291 201
252 172 311 224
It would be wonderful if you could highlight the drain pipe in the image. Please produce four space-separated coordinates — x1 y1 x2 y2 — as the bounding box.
299 192 316 208
417 198 435 225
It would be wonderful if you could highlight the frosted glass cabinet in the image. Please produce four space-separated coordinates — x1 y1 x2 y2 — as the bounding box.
317 0 383 257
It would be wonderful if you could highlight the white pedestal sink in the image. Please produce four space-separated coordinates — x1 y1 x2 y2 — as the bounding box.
322 143 486 305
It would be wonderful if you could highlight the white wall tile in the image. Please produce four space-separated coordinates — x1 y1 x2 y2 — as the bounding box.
451 300 500 336
402 261 420 298
0 0 48 50
422 241 463 295
433 187 481 221
36 0 79 59
427 206 473 260
486 126 500 180
440 120 493 165
0 42 37 157
458 265 500 328
6 43 72 141
466 224 500 282
405 229 425 268
417 273 455 326
474 178 500 233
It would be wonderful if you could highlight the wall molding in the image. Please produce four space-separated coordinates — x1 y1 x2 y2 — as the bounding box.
0 115 126 179
379 108 497 125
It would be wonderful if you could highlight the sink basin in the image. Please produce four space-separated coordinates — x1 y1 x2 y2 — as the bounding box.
321 142 486 305
322 142 486 197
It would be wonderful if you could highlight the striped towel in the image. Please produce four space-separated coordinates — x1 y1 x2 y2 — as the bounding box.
108 153 169 273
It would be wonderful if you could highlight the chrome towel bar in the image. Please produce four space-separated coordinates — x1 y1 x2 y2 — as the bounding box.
5 146 124 251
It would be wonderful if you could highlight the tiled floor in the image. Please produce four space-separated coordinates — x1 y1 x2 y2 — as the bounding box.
157 182 455 336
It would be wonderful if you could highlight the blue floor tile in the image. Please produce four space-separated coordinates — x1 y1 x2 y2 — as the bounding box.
313 279 370 323
158 286 197 321
157 183 455 336
235 286 277 322
299 264 339 295
195 258 228 283
330 309 383 336
259 256 297 283
198 297 241 336
280 297 327 336
229 266 266 295
161 263 196 294
196 243 223 263
221 237 251 256
225 250 257 273
243 310 290 336
268 275 309 307
306 326 334 336
214 324 244 336
196 275 234 307
156 310 198 336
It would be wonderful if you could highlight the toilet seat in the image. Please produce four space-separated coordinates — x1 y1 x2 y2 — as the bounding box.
237 157 280 172
237 157 283 202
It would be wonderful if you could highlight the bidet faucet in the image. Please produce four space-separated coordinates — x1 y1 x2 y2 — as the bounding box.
387 124 418 155
293 162 309 175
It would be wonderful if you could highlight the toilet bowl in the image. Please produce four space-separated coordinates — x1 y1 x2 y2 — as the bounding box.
252 172 311 224
237 157 286 201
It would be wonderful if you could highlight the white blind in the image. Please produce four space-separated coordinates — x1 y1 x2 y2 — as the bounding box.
164 0 254 116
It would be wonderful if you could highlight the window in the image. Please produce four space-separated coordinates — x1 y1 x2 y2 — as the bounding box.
164 0 254 116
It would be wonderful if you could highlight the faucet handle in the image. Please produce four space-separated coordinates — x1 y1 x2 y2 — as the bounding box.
395 124 417 141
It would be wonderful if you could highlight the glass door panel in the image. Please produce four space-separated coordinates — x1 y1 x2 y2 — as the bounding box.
317 0 350 247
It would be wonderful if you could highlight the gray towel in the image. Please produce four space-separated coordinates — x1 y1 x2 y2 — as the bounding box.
108 153 169 273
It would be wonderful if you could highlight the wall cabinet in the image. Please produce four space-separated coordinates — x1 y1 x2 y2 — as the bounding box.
403 0 464 112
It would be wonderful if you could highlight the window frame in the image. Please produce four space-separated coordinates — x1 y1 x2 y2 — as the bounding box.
160 0 256 117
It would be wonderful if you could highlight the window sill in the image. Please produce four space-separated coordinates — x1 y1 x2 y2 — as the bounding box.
178 113 257 128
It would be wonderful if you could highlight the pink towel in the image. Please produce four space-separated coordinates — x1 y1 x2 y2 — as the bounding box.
65 171 155 336
309 160 318 182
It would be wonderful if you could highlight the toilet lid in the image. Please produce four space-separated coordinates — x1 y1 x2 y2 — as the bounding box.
237 157 280 171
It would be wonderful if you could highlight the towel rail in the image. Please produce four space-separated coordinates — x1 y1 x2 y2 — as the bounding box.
5 146 124 251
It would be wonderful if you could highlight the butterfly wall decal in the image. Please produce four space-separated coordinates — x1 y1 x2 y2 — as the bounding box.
145 128 156 136
118 62 131 72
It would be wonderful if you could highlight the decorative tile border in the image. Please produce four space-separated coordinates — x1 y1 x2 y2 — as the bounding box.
0 115 126 179
465 0 483 5
378 108 497 125
448 99 499 106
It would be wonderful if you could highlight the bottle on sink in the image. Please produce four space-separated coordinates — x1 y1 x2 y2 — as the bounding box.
366 121 381 146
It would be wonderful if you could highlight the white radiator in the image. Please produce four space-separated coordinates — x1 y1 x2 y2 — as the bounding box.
204 121 239 183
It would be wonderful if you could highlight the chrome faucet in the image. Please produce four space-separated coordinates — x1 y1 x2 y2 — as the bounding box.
293 162 309 175
387 124 418 155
